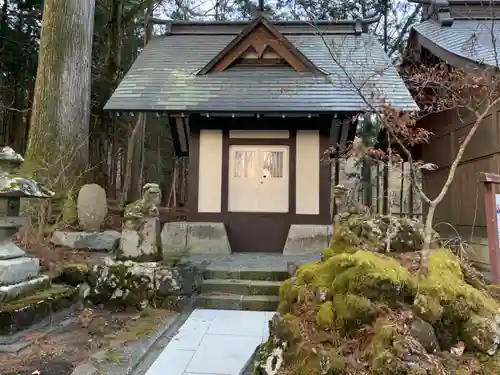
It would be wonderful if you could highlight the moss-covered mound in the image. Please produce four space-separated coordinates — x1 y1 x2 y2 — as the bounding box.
333 209 440 253
255 245 500 375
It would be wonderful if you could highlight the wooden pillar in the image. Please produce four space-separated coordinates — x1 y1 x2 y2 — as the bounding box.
480 172 500 284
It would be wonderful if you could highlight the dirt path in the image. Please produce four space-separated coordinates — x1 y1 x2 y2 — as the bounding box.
0 304 174 375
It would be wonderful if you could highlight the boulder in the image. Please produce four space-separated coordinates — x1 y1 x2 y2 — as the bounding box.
254 223 500 375
87 257 202 310
77 184 107 232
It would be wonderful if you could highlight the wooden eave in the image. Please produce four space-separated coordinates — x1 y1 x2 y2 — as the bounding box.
408 29 485 71
197 16 321 75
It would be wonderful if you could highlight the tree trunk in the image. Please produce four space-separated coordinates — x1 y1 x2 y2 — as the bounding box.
127 115 146 201
122 1 153 203
423 203 436 251
25 0 95 186
91 0 124 189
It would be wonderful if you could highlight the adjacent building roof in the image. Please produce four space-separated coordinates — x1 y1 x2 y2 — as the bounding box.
105 16 417 114
410 0 500 67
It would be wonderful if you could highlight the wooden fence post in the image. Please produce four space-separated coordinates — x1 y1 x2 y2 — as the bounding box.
479 172 500 284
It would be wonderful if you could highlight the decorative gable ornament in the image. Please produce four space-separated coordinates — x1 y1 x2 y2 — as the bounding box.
198 16 320 74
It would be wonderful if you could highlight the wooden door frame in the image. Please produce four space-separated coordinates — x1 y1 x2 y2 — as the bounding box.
227 143 290 214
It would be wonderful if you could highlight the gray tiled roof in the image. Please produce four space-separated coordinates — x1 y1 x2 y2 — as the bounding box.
414 19 500 67
105 23 417 113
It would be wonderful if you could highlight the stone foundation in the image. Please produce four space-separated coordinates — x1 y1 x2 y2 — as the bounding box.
0 256 40 286
161 221 231 255
282 224 332 255
51 230 120 251
88 257 203 310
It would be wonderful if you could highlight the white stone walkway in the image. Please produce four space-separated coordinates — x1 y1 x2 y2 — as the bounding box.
145 309 274 375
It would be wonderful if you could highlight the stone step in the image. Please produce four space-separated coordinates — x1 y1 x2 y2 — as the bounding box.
0 257 40 286
196 293 279 311
201 279 281 296
0 275 50 303
204 268 290 282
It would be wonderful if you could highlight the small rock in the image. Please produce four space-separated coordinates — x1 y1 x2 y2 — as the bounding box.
409 316 440 354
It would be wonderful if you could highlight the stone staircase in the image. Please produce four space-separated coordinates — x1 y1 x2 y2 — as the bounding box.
196 268 288 311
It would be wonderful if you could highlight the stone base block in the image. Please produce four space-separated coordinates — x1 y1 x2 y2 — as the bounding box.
282 224 332 255
51 230 121 251
0 257 40 286
88 257 203 308
119 217 161 261
0 240 26 260
161 221 231 255
0 275 50 303
0 285 78 336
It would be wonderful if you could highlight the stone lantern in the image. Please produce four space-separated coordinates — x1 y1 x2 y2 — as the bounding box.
0 146 54 301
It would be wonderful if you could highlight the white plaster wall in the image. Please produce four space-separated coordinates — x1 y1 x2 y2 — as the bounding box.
296 130 320 215
198 129 223 213
229 130 290 138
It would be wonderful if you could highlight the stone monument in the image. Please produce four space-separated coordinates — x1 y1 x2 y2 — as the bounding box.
88 183 203 310
118 182 162 261
0 146 54 301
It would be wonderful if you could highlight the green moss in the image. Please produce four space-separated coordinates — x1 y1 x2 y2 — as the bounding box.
365 318 396 357
478 353 500 374
332 293 376 333
417 249 498 315
57 263 89 286
328 350 346 374
322 242 359 261
278 279 297 314
103 347 121 363
412 294 443 322
316 301 334 328
412 249 499 345
281 313 302 344
296 262 322 284
324 251 414 303
1 284 72 311
104 308 173 342
289 344 321 375
364 318 398 374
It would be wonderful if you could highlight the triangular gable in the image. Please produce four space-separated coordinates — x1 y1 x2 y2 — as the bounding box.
198 16 319 74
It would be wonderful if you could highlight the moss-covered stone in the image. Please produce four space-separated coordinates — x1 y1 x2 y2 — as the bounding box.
330 211 440 253
54 263 90 286
257 233 500 375
88 257 202 310
0 284 78 335
332 293 376 334
462 314 500 355
416 249 497 317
